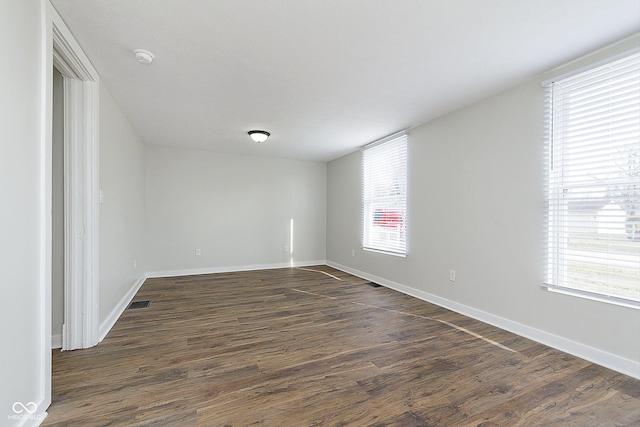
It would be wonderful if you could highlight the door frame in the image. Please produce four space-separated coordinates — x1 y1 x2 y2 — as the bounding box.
55 43 100 352
41 0 100 403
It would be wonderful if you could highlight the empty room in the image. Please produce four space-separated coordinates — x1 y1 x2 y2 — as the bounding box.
1 0 639 426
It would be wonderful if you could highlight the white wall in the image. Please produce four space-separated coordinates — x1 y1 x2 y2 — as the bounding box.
99 82 147 329
327 35 640 378
145 146 327 275
52 67 64 347
0 0 48 424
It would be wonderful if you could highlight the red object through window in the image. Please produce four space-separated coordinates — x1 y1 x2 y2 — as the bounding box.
373 209 402 228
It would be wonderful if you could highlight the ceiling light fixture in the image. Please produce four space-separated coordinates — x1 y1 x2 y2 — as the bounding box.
133 49 154 64
248 130 270 143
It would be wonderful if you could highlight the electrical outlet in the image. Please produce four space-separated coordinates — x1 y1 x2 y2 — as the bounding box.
449 270 456 282
133 259 137 269
195 248 201 256
284 245 289 254
351 249 355 257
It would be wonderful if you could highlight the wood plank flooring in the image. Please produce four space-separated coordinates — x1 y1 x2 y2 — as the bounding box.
43 266 640 426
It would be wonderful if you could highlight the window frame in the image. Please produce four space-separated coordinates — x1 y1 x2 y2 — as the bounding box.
542 49 640 308
362 132 408 257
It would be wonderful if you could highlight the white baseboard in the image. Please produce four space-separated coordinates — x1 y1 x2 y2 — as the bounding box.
51 334 62 349
98 275 147 342
146 260 327 279
327 261 640 380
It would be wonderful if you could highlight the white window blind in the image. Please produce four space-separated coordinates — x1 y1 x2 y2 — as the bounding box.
362 133 408 256
543 50 640 305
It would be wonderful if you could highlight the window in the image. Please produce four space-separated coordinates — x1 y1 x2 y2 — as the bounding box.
362 133 408 256
543 50 640 306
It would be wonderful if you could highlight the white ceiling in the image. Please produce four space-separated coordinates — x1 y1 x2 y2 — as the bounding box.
51 0 640 162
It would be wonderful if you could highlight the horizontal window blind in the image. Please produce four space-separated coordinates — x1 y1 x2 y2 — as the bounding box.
362 133 408 256
543 51 640 305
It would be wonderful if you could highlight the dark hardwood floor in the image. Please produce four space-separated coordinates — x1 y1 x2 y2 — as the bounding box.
43 266 640 426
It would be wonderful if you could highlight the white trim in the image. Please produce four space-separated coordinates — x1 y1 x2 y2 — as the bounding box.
544 284 640 310
51 334 62 350
363 247 407 258
62 78 100 350
361 130 408 150
327 261 640 380
51 20 97 80
49 3 101 351
35 0 53 382
147 260 327 279
40 0 54 417
99 275 147 342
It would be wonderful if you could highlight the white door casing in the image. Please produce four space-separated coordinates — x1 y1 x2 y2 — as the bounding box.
48 0 100 352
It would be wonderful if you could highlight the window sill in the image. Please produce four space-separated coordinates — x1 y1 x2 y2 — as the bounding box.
363 247 407 258
542 284 639 310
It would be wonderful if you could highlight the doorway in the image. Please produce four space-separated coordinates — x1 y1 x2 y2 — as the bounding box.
51 66 64 349
41 2 101 413
49 3 100 351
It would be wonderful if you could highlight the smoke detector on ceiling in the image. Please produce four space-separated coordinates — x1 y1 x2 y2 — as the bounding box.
133 49 154 64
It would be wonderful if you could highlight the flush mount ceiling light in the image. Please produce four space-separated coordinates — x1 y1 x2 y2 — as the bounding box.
133 49 154 64
248 130 270 143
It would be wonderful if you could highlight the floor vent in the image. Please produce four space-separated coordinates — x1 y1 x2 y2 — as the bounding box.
127 300 152 309
367 282 382 288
